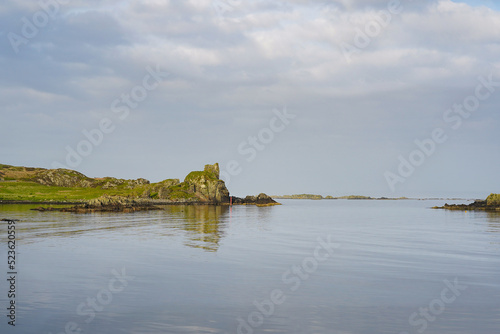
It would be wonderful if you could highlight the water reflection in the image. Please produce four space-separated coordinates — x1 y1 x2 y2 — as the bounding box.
0 204 230 252
486 211 500 230
484 212 500 251
0 211 145 244
1 203 500 334
163 205 229 252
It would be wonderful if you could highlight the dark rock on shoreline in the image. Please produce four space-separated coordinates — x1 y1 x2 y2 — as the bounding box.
432 193 500 211
232 193 281 206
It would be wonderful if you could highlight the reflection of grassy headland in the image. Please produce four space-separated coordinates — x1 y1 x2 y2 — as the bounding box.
165 205 229 252
0 204 230 251
485 212 500 235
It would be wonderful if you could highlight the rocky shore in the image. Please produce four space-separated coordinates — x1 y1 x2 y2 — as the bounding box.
432 194 500 211
32 196 163 213
31 192 280 213
13 163 279 212
232 193 280 207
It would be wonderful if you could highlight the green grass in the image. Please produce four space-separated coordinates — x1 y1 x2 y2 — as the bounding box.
184 170 217 182
0 163 224 203
0 164 21 171
0 180 148 202
165 183 195 200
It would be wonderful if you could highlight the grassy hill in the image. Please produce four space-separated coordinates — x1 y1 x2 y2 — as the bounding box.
0 164 149 202
0 163 230 204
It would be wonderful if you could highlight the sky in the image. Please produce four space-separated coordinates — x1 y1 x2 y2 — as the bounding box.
0 0 499 198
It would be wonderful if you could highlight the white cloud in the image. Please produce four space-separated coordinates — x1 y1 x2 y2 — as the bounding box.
1 0 499 194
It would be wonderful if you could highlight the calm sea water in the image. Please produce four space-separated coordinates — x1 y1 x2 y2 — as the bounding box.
0 200 499 334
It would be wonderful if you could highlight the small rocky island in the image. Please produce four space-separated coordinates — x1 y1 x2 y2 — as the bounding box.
0 162 279 212
432 194 500 211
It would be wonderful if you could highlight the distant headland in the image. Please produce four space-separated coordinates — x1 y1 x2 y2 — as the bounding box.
271 194 467 200
0 163 279 211
272 194 386 200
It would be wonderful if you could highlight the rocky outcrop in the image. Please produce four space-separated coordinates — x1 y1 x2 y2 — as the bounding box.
101 177 150 189
433 194 500 211
142 179 181 199
184 163 229 203
232 193 280 206
34 169 98 188
140 164 230 204
32 169 150 189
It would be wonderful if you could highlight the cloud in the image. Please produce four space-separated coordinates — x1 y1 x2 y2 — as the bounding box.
1 0 499 195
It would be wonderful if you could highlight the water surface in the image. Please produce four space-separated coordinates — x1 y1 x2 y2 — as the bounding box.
0 200 499 334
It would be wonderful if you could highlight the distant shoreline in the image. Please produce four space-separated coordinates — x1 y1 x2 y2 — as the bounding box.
271 195 478 201
0 198 477 205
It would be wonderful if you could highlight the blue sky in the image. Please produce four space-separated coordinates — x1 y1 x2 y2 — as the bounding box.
455 0 500 10
1 0 499 198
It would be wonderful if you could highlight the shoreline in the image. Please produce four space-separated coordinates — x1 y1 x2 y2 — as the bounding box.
0 163 279 208
0 200 277 206
272 197 478 201
0 198 476 205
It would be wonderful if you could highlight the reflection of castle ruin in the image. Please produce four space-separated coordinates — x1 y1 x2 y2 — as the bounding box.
165 205 229 252
486 212 500 233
